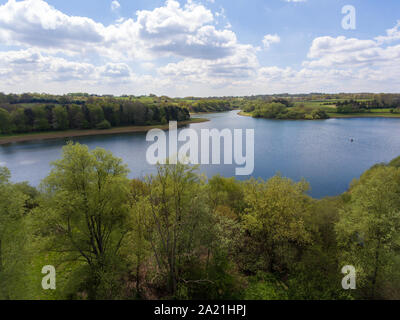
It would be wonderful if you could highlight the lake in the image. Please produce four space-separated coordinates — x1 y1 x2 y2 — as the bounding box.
1 110 400 198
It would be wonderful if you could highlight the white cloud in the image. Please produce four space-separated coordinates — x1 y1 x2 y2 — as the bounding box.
111 1 120 12
0 0 399 96
375 20 400 43
0 48 131 84
0 0 105 52
99 63 131 78
134 0 240 60
304 34 400 68
262 34 280 49
0 0 261 95
254 22 400 94
159 43 258 82
0 0 247 61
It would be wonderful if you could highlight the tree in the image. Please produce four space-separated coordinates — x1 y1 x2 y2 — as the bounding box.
132 101 147 125
68 104 87 129
33 105 50 131
52 105 69 130
310 109 329 120
96 120 111 130
336 166 400 299
124 179 151 297
142 163 214 296
0 108 13 134
242 175 313 274
87 104 105 128
11 108 29 132
36 142 131 298
0 167 29 299
207 175 245 217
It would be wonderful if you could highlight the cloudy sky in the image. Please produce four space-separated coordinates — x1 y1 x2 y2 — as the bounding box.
0 0 399 96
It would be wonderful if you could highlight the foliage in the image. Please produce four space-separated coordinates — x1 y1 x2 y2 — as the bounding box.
251 102 329 120
1 144 400 300
336 165 400 299
34 142 131 299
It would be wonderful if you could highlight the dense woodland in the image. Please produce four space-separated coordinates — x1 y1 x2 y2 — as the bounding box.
335 99 400 113
0 93 233 135
243 101 330 120
1 142 400 300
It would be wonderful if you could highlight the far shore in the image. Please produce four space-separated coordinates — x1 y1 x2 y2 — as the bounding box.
238 110 400 119
0 118 209 145
327 113 400 119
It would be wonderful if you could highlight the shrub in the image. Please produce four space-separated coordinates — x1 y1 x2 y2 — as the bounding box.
96 120 111 130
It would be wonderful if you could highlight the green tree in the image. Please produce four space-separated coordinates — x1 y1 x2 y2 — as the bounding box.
0 167 29 299
36 142 131 298
242 175 313 274
142 163 215 296
52 105 69 130
0 108 13 134
33 105 50 131
336 166 400 299
87 104 105 128
68 104 87 129
11 108 29 132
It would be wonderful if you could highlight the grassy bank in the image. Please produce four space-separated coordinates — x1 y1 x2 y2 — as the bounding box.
238 111 252 117
239 110 400 119
0 118 208 145
328 112 400 118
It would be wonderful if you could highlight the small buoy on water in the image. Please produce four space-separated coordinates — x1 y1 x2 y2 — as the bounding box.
350 138 354 142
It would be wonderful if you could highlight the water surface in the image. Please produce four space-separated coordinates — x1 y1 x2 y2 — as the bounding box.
1 110 400 198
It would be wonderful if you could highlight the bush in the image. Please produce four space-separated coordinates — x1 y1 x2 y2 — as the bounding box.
244 272 288 300
96 120 111 130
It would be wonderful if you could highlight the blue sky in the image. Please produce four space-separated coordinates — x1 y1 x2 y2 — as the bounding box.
0 0 399 96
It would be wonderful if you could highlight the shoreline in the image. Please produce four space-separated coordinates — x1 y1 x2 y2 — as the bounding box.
327 113 400 119
238 111 400 119
0 118 209 145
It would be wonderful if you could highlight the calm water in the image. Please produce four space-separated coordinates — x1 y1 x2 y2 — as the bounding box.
1 110 400 198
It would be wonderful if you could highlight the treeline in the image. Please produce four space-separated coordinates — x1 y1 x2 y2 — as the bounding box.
1 143 400 300
0 93 238 134
243 101 329 120
336 99 400 113
188 100 233 113
0 93 81 105
241 93 400 103
0 100 190 134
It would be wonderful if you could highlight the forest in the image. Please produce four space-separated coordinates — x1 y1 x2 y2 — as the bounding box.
243 101 330 120
0 93 233 135
1 142 400 300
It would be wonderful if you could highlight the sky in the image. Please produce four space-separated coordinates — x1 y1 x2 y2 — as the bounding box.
0 0 399 97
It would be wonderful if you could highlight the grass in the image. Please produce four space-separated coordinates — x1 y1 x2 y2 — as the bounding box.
328 112 400 118
293 103 400 118
0 118 209 145
293 101 337 112
238 111 252 117
239 108 400 120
